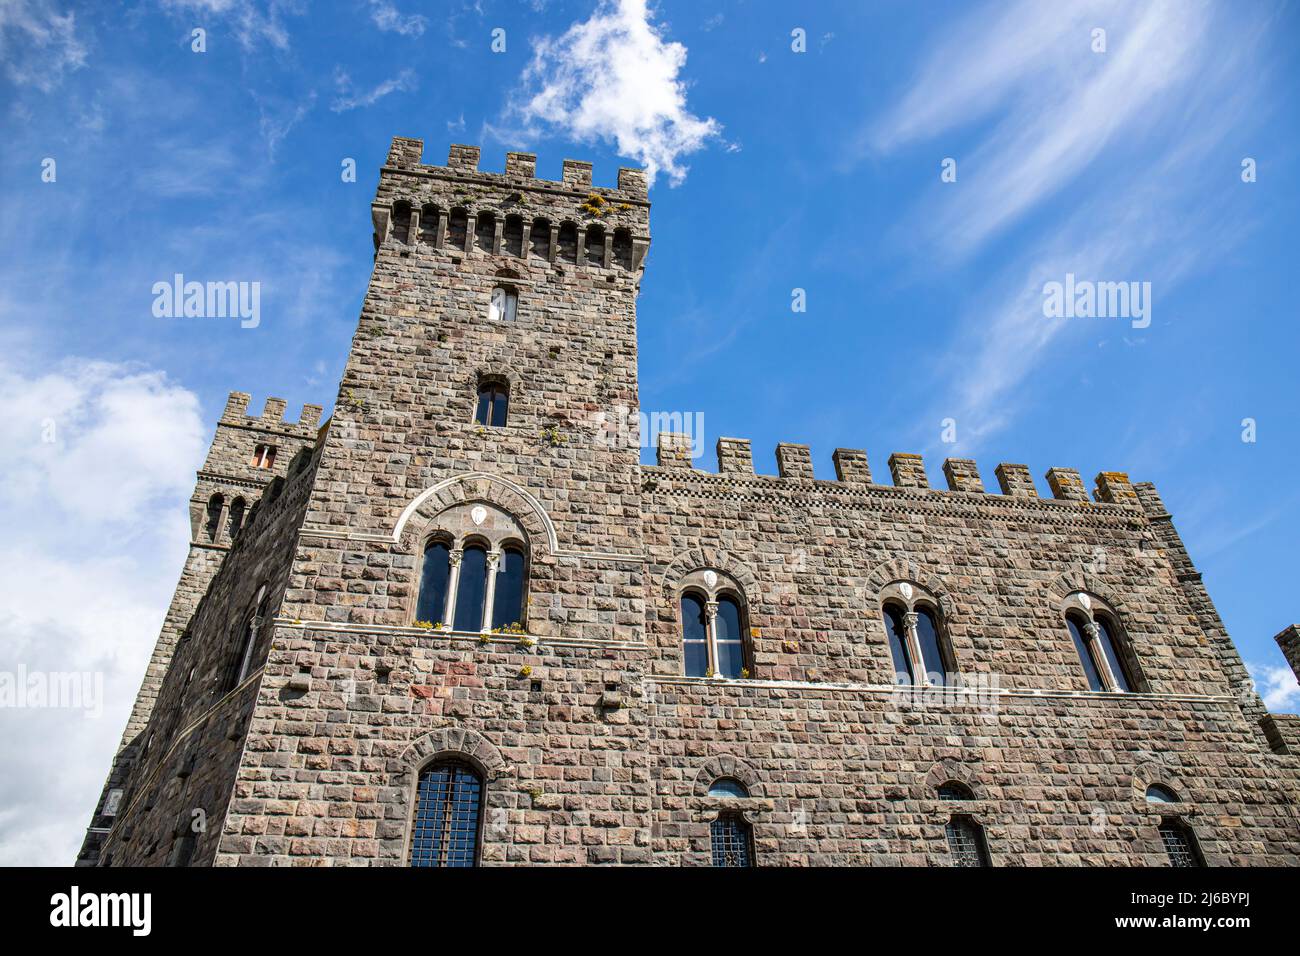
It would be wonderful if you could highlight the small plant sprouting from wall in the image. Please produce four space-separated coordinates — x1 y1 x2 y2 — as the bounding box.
580 192 607 217
518 665 533 678
539 424 567 448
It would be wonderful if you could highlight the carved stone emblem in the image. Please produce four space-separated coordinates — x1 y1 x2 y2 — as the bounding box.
471 505 487 526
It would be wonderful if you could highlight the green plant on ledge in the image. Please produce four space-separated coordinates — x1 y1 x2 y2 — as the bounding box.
705 666 715 678
739 668 751 679
413 619 438 630
491 621 527 636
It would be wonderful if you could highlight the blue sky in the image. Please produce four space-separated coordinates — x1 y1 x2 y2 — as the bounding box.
1 0 1297 864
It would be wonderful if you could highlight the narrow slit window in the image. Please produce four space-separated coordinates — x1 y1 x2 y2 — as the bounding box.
475 382 509 427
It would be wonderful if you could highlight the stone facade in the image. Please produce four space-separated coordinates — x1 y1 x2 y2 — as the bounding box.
81 138 1300 866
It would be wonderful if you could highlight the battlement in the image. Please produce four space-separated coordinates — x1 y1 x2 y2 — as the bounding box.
372 138 651 272
384 138 649 200
652 434 1144 508
220 391 323 435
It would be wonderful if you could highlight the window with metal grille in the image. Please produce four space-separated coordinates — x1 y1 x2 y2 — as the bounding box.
937 782 974 801
710 813 754 867
945 816 990 867
409 760 483 867
1158 820 1203 867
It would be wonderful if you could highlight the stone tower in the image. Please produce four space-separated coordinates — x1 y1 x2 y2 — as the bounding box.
83 138 1300 867
77 395 321 863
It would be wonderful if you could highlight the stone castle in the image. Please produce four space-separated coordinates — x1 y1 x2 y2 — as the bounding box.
79 138 1300 866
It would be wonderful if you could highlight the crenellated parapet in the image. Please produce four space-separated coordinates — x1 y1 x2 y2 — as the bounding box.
646 435 1147 507
220 391 323 437
372 138 650 272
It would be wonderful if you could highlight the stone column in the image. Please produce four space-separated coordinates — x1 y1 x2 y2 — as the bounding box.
705 600 720 677
444 549 464 629
902 611 928 686
1083 620 1119 691
482 550 502 632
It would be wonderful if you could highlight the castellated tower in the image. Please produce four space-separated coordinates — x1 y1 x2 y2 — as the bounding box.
78 395 322 864
84 138 1299 867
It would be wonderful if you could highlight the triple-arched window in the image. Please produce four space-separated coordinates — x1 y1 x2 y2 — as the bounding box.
409 759 483 867
879 582 954 686
678 569 750 678
1063 592 1138 692
414 503 529 633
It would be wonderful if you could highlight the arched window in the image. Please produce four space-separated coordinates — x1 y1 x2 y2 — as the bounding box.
447 208 468 251
1158 819 1203 867
227 497 246 539
452 545 488 632
714 597 745 678
710 813 754 867
205 493 224 542
613 228 633 269
681 593 709 677
416 540 451 626
413 502 531 634
409 759 483 867
419 203 441 245
391 200 412 244
557 221 578 262
475 380 508 427
488 286 517 323
945 815 990 867
882 604 913 684
678 570 751 679
879 583 953 686
475 211 495 253
1064 593 1138 692
504 214 525 257
490 547 526 630
708 778 749 798
230 586 268 689
1145 783 1179 803
585 224 605 266
529 218 551 259
251 443 276 468
937 781 975 801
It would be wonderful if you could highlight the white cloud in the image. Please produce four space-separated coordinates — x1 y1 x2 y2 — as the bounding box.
870 0 1212 256
330 67 418 112
0 0 88 92
367 0 427 37
511 0 720 186
159 0 293 52
866 0 1273 451
1250 661 1300 712
0 357 205 865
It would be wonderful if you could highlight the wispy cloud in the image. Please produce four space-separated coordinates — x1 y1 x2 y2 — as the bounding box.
0 0 88 92
508 0 720 185
868 0 1275 452
330 66 417 112
367 0 427 37
159 0 294 52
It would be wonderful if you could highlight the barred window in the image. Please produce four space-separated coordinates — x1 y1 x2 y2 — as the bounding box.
710 812 754 867
1158 820 1203 867
937 781 974 801
945 816 990 867
409 760 483 867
